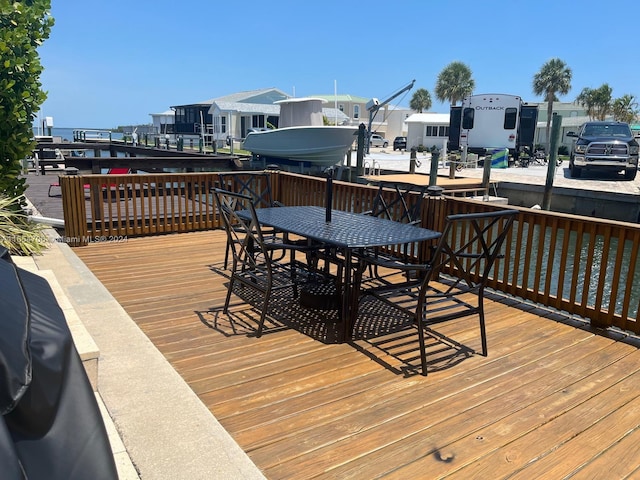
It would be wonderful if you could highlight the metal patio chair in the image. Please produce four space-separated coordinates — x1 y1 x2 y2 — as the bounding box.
359 181 429 283
361 209 518 375
213 188 315 337
217 172 285 269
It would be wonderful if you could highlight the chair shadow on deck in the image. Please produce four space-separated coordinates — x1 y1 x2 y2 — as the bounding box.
199 263 479 376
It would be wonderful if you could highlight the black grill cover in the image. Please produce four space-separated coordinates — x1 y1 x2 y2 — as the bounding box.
0 248 118 479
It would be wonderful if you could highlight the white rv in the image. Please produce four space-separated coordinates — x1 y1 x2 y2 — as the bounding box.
449 94 538 158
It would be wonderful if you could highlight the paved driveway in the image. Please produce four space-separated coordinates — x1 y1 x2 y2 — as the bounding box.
361 150 640 196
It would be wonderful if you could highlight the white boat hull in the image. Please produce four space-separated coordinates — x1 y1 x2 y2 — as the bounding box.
242 126 358 167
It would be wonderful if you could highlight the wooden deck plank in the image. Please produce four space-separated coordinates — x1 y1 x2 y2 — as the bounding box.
453 353 640 479
257 335 615 478
377 346 640 479
73 230 640 479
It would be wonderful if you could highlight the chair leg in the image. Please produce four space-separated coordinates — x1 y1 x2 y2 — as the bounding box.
256 285 272 338
223 277 235 313
478 294 488 356
417 309 429 376
224 241 230 269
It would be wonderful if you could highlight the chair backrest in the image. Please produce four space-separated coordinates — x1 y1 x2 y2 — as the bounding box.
367 181 428 225
106 168 130 175
212 188 270 272
218 172 278 209
425 209 518 293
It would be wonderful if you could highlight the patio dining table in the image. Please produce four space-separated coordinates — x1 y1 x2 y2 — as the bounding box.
238 205 441 342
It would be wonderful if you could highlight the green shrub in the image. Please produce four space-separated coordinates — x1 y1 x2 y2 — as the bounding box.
0 2 53 201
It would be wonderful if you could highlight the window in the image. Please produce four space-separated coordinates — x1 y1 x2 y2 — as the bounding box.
339 104 344 112
354 105 360 119
426 125 437 137
186 108 195 124
462 108 474 129
213 116 226 134
503 108 517 129
252 115 265 128
438 126 449 137
175 108 185 124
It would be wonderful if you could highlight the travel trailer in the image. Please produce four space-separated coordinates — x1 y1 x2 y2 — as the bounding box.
448 94 538 160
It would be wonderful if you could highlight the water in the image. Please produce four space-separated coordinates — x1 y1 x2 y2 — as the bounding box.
32 126 123 141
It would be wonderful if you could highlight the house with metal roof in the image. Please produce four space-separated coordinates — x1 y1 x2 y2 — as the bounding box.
168 88 406 148
170 88 290 139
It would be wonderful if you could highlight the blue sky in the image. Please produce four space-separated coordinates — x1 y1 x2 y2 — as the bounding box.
36 0 637 128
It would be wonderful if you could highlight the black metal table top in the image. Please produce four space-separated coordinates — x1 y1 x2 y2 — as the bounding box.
241 206 441 248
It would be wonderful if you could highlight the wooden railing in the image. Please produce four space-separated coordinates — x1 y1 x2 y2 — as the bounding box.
60 173 220 244
59 170 640 334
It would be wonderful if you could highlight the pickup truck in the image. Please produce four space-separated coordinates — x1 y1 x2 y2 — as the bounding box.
567 121 638 180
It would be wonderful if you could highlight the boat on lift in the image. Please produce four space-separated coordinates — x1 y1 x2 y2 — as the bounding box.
241 97 358 168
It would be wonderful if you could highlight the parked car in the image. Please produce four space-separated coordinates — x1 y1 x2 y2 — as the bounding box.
567 121 638 180
369 134 389 148
393 136 407 151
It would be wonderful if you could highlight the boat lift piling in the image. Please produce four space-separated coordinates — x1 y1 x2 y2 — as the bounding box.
542 113 562 210
355 123 366 178
429 149 440 186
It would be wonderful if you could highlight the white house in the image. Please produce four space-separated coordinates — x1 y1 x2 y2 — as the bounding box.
150 109 175 135
405 113 451 151
310 94 414 141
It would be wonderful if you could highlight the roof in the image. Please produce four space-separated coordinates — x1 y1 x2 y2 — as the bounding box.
150 109 175 116
173 88 290 108
311 94 370 104
541 115 592 128
213 101 281 114
405 113 450 124
210 101 351 124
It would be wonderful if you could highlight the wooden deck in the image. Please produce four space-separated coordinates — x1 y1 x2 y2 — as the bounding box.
74 230 640 479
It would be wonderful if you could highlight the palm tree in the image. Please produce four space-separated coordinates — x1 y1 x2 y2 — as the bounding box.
576 84 612 121
532 58 572 154
575 87 597 120
612 94 639 124
434 62 475 106
410 88 432 113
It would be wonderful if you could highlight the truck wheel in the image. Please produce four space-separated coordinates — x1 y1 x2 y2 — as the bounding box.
383 142 388 148
570 164 582 178
624 168 637 180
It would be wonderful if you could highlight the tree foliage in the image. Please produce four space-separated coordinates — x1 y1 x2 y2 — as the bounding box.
612 94 639 124
434 62 475 106
532 58 572 154
409 88 432 113
0 0 53 204
576 84 613 121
